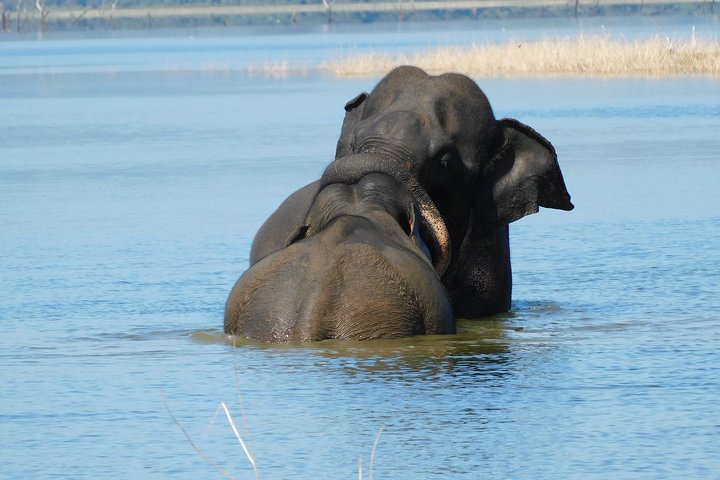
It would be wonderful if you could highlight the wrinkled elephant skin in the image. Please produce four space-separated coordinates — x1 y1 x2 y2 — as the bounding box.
225 174 454 342
228 66 573 342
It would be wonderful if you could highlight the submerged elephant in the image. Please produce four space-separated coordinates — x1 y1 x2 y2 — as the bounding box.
225 173 453 342
226 66 573 342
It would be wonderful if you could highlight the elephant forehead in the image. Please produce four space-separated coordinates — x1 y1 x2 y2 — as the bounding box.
371 69 491 113
311 183 353 212
366 77 495 145
309 175 411 227
356 173 413 209
356 109 429 138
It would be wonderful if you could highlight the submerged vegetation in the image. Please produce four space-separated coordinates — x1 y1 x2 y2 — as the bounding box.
320 35 720 77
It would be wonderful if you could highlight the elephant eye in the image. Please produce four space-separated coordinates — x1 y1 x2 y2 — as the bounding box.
439 152 452 168
425 148 461 192
435 147 458 169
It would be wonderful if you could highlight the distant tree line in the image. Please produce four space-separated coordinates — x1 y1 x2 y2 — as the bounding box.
13 0 373 7
0 0 715 34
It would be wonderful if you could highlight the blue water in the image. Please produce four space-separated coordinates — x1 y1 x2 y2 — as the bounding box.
2 17 720 480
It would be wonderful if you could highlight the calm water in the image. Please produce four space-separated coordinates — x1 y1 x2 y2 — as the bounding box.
2 18 720 480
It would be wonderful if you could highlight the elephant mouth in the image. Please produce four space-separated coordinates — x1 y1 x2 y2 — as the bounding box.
321 153 452 277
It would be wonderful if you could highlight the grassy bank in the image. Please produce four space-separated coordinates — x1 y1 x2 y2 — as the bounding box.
319 35 720 77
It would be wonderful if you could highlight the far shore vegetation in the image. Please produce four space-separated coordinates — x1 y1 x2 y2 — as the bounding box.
320 35 720 77
1 0 717 33
180 34 720 77
3 1 718 78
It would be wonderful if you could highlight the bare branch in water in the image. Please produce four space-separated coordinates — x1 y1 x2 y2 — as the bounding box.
162 394 238 480
219 401 259 480
369 425 385 480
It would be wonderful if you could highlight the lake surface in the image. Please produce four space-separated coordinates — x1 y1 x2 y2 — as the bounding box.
2 17 720 480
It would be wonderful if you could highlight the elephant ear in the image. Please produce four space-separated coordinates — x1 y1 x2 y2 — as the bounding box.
335 92 368 159
473 118 574 233
249 181 321 265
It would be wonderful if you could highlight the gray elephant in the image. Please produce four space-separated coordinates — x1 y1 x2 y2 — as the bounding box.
225 173 454 342
225 66 573 339
226 66 573 341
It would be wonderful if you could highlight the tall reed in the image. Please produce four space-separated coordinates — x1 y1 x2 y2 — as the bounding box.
320 34 720 77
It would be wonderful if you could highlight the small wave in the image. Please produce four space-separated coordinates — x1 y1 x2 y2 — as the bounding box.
512 300 564 313
190 329 235 345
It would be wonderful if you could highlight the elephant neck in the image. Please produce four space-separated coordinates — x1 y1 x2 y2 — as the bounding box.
321 153 451 278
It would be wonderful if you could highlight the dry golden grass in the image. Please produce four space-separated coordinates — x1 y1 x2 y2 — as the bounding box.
320 35 720 77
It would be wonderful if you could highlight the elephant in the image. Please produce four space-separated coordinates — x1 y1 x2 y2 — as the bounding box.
235 65 573 338
224 173 454 342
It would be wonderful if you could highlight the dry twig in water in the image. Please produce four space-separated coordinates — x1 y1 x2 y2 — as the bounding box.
163 394 240 480
359 424 385 480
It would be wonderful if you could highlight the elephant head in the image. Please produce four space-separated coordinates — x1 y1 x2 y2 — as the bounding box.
333 65 573 234
248 66 573 321
326 66 574 315
225 173 454 342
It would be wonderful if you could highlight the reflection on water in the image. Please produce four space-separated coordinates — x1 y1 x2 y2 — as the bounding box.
193 324 513 382
2 20 720 480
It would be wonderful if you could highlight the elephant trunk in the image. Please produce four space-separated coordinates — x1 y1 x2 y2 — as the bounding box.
321 153 452 277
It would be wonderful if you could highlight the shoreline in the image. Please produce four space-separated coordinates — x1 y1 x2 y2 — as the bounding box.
38 0 708 21
2 0 715 33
